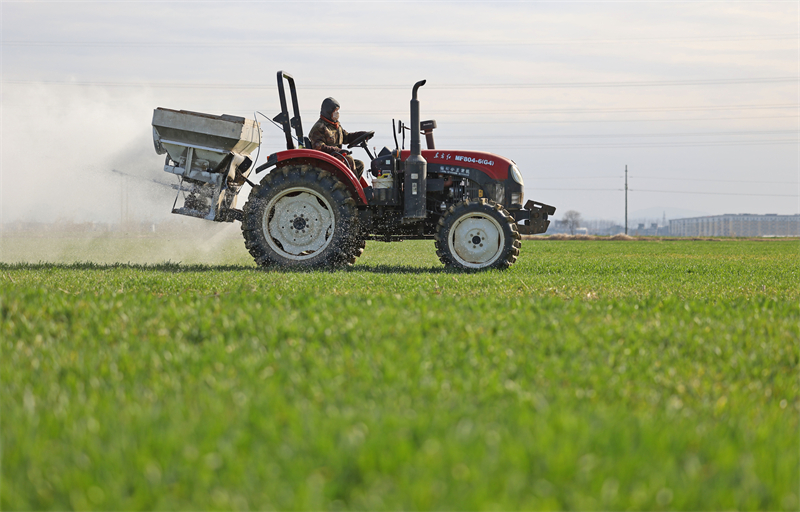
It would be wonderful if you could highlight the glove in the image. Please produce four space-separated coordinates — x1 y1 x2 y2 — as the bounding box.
320 144 339 154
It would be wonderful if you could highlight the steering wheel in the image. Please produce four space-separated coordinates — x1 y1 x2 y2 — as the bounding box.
346 131 375 149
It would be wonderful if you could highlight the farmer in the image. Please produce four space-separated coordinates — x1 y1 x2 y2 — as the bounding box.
308 97 370 179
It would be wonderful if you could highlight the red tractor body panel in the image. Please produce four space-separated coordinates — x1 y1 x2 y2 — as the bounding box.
400 150 510 181
273 149 369 205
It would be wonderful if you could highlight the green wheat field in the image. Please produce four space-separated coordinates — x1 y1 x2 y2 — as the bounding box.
1 234 798 510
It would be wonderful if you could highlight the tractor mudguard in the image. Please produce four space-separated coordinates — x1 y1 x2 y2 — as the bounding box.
258 149 369 205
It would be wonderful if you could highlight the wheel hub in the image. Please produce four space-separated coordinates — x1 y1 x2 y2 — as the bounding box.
292 215 307 231
450 215 503 267
266 190 333 257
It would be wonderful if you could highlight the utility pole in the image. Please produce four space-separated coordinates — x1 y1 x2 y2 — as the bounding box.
624 165 628 235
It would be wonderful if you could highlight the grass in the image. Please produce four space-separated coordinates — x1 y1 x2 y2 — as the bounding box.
1 236 798 510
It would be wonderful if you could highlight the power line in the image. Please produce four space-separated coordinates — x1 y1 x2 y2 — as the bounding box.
3 76 796 90
530 188 623 191
629 177 799 184
631 189 798 197
476 139 798 149
436 129 798 140
436 115 800 124
150 112 799 124
530 177 798 184
3 34 796 48
357 103 800 115
120 104 799 115
525 187 797 197
270 108 797 124
530 176 624 180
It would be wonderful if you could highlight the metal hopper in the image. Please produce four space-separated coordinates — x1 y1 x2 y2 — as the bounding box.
152 108 262 221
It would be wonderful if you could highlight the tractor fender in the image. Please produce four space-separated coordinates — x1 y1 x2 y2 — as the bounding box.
269 149 368 205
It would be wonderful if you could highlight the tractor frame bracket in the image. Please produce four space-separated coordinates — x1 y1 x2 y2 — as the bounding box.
513 200 557 235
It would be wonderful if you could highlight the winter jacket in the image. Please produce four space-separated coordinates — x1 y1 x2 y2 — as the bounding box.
308 117 365 154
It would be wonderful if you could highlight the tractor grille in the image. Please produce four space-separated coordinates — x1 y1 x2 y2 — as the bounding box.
465 180 483 201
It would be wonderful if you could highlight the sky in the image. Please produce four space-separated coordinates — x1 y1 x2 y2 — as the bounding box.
1 0 798 225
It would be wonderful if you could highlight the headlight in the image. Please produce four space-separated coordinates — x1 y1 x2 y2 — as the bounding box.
494 183 504 204
511 192 523 205
509 164 524 185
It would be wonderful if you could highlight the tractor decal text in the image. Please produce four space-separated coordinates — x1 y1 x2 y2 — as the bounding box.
433 152 495 167
455 155 495 166
438 165 470 177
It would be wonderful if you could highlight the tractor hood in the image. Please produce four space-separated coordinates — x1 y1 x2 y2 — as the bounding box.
400 149 511 182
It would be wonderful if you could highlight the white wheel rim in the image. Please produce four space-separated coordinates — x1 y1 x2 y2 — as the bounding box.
264 187 334 260
448 212 504 268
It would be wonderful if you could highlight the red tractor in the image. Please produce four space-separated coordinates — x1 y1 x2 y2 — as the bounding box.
152 71 555 270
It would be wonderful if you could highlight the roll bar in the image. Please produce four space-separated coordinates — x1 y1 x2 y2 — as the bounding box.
275 71 304 150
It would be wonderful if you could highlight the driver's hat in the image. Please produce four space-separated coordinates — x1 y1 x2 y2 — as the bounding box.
321 97 340 120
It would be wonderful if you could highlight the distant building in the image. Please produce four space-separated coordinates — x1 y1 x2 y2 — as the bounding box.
632 222 670 236
669 214 800 237
550 219 627 236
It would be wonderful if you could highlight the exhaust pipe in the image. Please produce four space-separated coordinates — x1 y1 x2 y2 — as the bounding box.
403 80 427 221
410 80 425 155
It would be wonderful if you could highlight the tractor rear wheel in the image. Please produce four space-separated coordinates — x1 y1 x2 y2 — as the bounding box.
242 164 364 269
435 198 521 270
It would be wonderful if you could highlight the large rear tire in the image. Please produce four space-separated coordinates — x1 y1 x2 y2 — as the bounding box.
434 198 521 270
242 164 364 269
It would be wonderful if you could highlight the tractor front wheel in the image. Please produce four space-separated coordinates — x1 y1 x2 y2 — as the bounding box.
435 198 521 270
242 164 364 269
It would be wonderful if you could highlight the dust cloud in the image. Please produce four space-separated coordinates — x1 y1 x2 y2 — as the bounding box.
3 84 176 223
1 85 254 265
